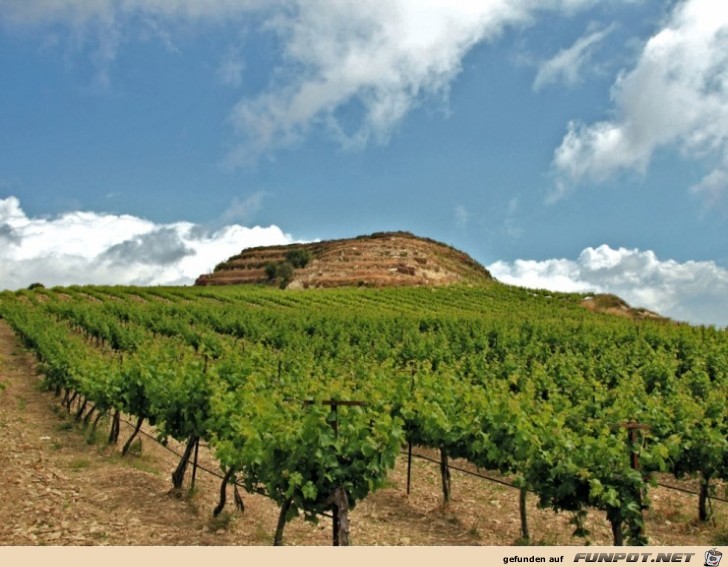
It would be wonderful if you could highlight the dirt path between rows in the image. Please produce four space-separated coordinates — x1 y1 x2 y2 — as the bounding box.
0 320 478 546
0 320 725 546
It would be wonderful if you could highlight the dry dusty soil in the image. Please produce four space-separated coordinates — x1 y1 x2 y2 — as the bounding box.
0 320 726 546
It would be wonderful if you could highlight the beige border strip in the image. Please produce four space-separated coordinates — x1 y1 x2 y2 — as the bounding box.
0 545 720 567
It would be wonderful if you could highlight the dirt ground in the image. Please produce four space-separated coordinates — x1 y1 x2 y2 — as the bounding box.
0 320 725 546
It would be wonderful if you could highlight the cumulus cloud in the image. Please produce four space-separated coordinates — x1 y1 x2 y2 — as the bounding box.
533 23 614 91
552 0 728 200
488 244 728 327
100 228 194 266
0 196 295 289
227 0 611 161
1 0 619 159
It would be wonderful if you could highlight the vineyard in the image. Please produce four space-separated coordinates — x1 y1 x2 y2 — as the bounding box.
0 282 726 545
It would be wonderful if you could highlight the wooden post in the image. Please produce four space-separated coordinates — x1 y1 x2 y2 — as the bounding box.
621 421 650 502
519 486 529 541
121 415 144 456
108 409 121 444
406 440 413 495
440 447 451 503
331 400 339 436
171 435 198 491
699 475 711 522
619 421 651 544
407 368 415 495
191 437 200 490
331 401 340 546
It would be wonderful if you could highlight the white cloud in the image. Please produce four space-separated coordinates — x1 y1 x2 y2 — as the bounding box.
0 0 273 86
227 0 610 161
533 23 614 91
0 196 295 289
3 195 724 327
1 0 621 159
691 167 728 205
552 0 728 201
488 244 728 327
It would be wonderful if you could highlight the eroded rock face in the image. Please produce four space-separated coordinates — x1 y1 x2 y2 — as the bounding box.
195 231 492 289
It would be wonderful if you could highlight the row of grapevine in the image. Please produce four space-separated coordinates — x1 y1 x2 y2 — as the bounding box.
0 283 725 545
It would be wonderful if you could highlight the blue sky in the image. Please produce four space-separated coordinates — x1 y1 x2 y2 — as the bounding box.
1 0 727 326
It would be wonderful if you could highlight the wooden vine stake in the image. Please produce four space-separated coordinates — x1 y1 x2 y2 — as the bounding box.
190 437 201 490
406 440 413 495
440 448 451 503
622 421 650 503
699 475 713 522
121 416 144 456
108 409 121 445
171 435 199 492
519 486 529 542
619 421 651 545
406 368 415 496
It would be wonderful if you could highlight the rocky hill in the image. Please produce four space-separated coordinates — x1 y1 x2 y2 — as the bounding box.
195 231 492 289
579 293 666 321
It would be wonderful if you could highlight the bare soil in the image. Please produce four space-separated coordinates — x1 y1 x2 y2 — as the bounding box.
0 321 725 546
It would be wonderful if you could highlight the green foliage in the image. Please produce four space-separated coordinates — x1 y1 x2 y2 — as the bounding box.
264 262 278 281
265 260 295 288
276 261 294 288
285 248 312 269
1 282 726 543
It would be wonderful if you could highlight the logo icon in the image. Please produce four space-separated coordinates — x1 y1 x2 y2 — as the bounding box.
705 549 723 567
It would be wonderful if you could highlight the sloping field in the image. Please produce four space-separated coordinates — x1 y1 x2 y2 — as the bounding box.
0 283 726 545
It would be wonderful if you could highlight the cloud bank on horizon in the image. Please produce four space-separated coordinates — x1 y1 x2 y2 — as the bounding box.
0 196 294 289
490 247 728 328
1 196 727 327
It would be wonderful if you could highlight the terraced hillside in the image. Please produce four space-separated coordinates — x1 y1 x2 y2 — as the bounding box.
195 231 492 288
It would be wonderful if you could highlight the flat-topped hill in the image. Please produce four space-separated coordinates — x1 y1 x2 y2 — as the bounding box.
195 231 492 289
